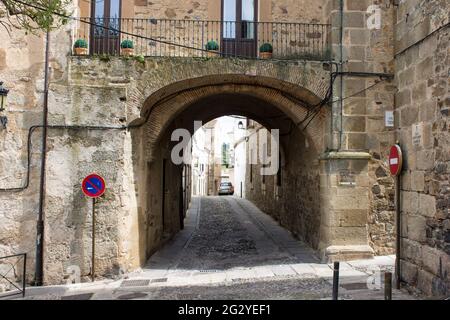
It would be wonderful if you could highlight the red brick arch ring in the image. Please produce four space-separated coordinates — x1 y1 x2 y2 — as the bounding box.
130 74 330 161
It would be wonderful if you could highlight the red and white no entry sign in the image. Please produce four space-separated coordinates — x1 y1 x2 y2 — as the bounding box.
389 145 403 176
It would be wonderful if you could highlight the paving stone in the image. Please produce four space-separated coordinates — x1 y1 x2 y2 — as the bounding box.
290 264 318 278
310 264 333 278
271 265 297 277
252 266 276 278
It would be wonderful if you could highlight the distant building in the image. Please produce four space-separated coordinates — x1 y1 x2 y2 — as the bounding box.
192 127 209 196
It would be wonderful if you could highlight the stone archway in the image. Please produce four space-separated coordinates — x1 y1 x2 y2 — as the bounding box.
130 74 329 162
129 74 331 264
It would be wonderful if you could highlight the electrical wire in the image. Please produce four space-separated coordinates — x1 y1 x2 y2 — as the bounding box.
293 72 388 131
328 80 383 104
0 124 126 192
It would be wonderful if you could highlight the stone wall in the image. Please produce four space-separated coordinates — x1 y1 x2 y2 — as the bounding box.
270 0 328 23
245 119 325 250
133 0 209 20
394 0 450 297
324 0 397 256
0 5 76 283
77 0 329 27
131 0 328 22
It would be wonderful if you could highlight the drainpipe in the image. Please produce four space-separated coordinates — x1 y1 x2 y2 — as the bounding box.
392 7 401 291
338 0 344 151
35 31 50 286
395 156 401 289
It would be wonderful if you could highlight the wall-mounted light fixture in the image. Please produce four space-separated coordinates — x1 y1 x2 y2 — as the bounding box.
0 82 9 112
0 81 9 129
238 121 244 130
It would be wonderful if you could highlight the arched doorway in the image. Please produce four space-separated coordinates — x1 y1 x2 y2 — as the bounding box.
129 75 330 264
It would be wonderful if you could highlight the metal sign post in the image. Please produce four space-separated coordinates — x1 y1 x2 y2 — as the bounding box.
81 173 106 282
91 198 96 282
389 145 403 290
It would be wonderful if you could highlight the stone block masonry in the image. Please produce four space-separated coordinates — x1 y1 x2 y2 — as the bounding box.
395 0 450 297
326 0 397 256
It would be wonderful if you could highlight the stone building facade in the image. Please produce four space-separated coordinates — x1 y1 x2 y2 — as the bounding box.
393 0 449 297
0 0 448 297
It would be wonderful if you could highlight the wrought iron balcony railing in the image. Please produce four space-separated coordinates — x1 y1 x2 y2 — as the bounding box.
0 253 27 299
74 18 331 60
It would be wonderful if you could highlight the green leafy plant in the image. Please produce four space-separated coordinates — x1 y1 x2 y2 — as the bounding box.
73 39 88 49
98 54 111 62
134 55 145 64
259 43 273 53
120 39 134 49
205 40 219 51
0 0 72 34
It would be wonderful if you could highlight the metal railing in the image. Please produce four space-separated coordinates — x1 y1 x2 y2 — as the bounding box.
74 18 331 60
0 253 27 298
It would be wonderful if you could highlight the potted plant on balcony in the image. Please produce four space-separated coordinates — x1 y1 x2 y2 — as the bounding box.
205 40 219 57
121 39 134 56
259 43 273 59
73 39 88 56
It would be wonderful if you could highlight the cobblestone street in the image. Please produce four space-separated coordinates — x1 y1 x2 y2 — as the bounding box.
14 197 417 300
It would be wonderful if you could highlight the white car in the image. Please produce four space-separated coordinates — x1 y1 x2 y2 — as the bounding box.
218 182 234 195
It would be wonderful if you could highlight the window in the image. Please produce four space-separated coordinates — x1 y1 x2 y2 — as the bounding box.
109 0 121 35
241 0 255 39
91 0 121 54
223 0 236 38
222 0 256 40
94 0 121 36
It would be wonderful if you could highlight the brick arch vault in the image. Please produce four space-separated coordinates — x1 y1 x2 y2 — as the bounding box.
128 73 334 266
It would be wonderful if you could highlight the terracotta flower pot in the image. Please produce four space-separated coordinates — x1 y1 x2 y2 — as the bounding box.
260 52 272 59
74 47 88 56
121 48 134 57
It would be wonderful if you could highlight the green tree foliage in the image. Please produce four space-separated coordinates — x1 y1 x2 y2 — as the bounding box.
0 0 71 34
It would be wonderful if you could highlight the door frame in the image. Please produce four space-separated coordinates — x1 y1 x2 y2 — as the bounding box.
220 0 258 57
90 0 122 55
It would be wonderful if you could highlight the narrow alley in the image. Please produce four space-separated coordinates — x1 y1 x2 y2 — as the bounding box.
17 197 415 300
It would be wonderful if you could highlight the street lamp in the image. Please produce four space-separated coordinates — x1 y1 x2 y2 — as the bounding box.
0 82 9 112
0 82 9 129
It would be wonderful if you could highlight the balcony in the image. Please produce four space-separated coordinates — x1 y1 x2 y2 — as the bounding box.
73 18 331 61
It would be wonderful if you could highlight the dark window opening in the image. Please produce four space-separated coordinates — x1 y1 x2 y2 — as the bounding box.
262 143 266 185
276 152 282 186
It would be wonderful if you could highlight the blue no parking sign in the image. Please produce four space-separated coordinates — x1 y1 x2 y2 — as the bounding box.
82 174 106 198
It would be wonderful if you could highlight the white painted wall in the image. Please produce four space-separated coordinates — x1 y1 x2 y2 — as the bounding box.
192 127 209 196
